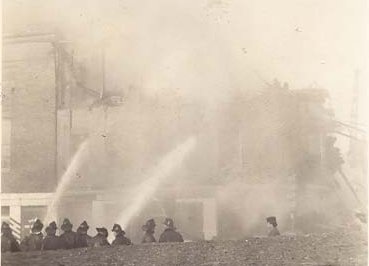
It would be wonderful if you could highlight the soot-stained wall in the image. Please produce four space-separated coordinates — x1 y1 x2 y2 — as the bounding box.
2 37 57 192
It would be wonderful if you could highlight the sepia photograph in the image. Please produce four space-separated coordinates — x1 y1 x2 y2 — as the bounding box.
0 0 368 265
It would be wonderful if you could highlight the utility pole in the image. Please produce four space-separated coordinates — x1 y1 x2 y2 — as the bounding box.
347 69 360 167
101 45 106 100
101 45 109 157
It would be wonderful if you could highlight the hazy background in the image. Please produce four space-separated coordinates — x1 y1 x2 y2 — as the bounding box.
3 0 368 127
2 0 368 238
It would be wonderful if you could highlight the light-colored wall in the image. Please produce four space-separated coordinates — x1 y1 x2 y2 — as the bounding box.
2 40 57 193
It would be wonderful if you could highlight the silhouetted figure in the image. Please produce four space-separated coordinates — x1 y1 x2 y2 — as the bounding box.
266 216 280 237
159 218 184 243
141 219 156 243
59 218 77 249
92 227 110 247
111 224 131 246
42 221 61 250
20 219 44 251
325 136 344 174
272 78 282 89
1 222 20 253
76 221 93 248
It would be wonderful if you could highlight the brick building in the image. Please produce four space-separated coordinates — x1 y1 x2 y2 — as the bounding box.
1 31 349 242
2 33 58 192
1 32 97 238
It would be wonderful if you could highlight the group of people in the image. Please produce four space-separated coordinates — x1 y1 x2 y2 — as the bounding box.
1 217 184 253
2 215 279 253
142 217 184 243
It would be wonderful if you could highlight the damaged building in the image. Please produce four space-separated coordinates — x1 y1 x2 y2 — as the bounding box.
1 30 365 243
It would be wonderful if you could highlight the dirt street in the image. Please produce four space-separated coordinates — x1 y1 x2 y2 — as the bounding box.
2 230 367 266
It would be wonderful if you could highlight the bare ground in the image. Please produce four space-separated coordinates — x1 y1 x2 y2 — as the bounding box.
1 230 367 266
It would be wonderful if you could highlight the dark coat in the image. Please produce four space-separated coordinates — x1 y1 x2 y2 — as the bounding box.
92 234 110 247
268 227 280 237
20 232 43 251
75 233 93 248
112 233 132 246
42 235 61 251
59 231 77 249
142 232 156 243
1 233 20 253
159 228 184 243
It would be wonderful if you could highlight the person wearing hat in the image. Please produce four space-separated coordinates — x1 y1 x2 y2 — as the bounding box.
111 224 132 246
141 218 156 243
59 218 77 249
20 218 44 251
266 216 280 237
92 227 110 247
42 221 61 250
76 221 93 248
159 218 184 243
1 222 20 253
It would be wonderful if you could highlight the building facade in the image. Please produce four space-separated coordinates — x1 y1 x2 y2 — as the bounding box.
2 31 349 241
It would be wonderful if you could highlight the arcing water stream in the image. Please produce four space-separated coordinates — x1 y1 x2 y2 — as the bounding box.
44 140 90 224
117 136 197 229
43 135 196 230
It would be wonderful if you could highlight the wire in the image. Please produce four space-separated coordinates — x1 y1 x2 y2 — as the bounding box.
333 131 365 142
333 120 366 133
